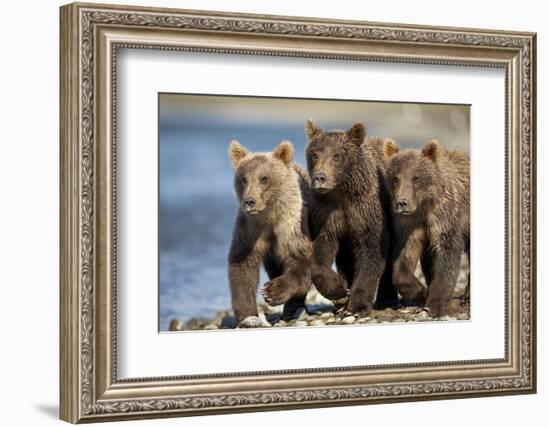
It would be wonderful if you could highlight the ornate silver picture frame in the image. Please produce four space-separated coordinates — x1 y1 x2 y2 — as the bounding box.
60 2 536 423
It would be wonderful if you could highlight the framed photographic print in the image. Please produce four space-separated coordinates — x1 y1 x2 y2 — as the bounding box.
60 2 537 423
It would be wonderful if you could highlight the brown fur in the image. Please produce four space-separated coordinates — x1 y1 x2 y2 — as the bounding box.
384 139 470 317
228 140 312 323
305 120 398 318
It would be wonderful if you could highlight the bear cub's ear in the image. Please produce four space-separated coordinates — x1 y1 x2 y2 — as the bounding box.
305 119 323 139
383 138 400 160
421 139 441 163
273 140 294 167
229 140 249 168
346 122 366 145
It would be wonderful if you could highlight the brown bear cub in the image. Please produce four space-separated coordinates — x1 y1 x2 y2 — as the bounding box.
383 139 470 317
305 120 398 318
228 140 312 327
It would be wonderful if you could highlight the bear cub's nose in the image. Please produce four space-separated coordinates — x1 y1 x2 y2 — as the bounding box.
313 172 327 187
243 197 256 208
396 198 409 210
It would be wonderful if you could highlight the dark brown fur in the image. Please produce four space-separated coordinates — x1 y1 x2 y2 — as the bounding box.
228 140 312 324
305 120 398 318
384 139 470 317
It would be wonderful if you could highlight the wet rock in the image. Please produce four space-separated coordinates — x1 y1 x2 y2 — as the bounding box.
169 319 183 331
412 310 431 322
310 319 325 327
297 308 309 321
341 316 356 325
258 312 272 327
320 312 335 320
203 324 218 330
185 317 211 330
220 314 238 329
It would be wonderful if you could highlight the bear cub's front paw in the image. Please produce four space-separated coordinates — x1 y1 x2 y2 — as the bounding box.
312 270 349 301
336 301 373 319
261 276 295 306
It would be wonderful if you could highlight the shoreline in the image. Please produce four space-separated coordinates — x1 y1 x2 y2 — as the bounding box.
169 288 470 331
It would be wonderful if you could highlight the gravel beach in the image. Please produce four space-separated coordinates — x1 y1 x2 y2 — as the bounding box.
168 255 470 331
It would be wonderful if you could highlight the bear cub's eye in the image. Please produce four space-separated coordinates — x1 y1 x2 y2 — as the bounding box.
333 153 341 161
260 176 269 184
392 177 399 188
240 176 247 185
412 176 420 184
311 152 318 162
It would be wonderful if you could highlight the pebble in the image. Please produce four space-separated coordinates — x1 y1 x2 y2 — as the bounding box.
185 317 211 330
178 286 471 329
340 316 356 325
220 315 237 329
413 311 431 321
310 319 325 327
169 319 183 331
240 316 263 328
294 308 309 321
203 324 218 330
258 312 272 327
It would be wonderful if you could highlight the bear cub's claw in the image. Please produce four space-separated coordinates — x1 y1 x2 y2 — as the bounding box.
261 276 295 307
336 301 372 320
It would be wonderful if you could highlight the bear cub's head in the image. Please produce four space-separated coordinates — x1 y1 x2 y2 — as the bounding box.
229 140 296 216
383 139 442 216
305 120 366 194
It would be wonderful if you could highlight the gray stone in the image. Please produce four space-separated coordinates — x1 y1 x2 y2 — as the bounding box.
297 309 309 321
220 315 238 329
413 310 430 321
295 320 308 327
310 319 325 327
458 313 469 320
240 316 263 328
185 317 211 330
169 319 183 331
320 312 335 320
341 316 356 325
203 324 218 330
258 312 272 327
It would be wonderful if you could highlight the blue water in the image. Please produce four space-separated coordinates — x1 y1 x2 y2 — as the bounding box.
159 120 314 330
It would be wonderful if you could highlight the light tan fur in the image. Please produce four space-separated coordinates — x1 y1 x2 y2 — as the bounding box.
228 140 312 321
